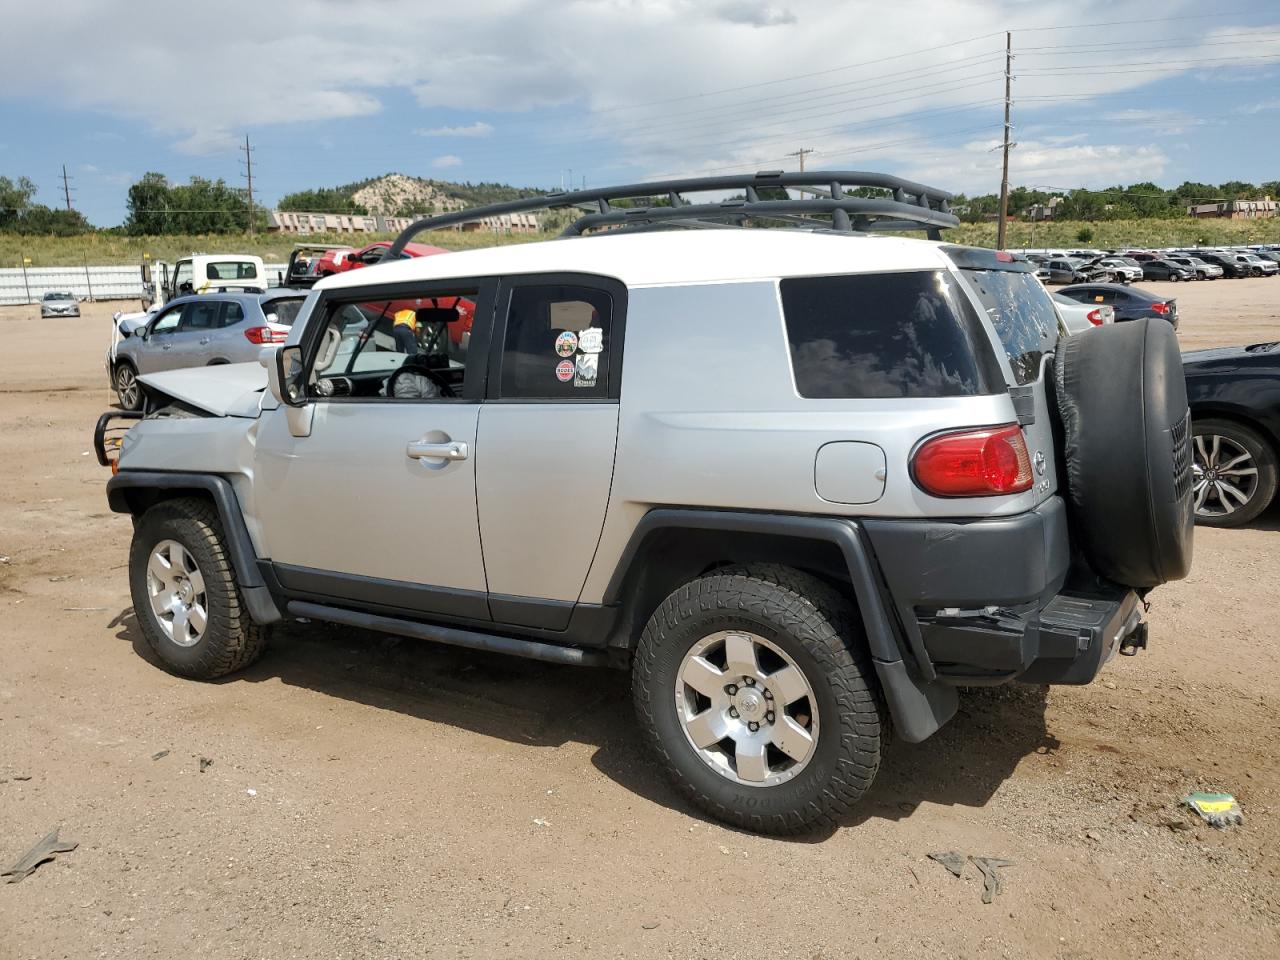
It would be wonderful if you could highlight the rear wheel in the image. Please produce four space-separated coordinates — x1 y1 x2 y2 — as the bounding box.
114 361 143 411
1191 419 1278 527
633 565 886 835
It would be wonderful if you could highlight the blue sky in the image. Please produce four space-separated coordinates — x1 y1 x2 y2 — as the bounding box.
2 0 1279 226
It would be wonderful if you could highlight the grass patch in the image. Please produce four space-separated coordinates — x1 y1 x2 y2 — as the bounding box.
5 216 1280 267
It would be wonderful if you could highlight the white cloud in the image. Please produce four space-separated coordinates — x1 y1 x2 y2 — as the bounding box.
1235 99 1280 115
416 121 494 138
432 154 462 168
714 2 797 27
0 0 1275 187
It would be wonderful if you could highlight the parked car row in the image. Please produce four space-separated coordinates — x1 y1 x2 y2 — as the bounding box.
1016 245 1280 283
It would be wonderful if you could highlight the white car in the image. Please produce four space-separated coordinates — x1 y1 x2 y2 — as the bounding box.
1053 292 1115 334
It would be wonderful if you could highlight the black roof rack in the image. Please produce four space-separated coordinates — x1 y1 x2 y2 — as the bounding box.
385 170 958 259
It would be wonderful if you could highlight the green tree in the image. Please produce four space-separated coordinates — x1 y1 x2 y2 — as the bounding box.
0 175 38 231
16 205 91 236
278 187 368 214
125 172 172 235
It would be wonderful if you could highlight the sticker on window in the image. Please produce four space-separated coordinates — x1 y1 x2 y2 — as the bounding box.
555 359 575 382
555 330 578 357
578 327 603 354
574 353 598 387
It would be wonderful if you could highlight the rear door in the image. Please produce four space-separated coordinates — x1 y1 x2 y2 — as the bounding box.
166 298 222 369
952 260 1063 505
474 274 625 629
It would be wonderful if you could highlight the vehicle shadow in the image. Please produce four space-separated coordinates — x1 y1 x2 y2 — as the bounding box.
110 609 1052 841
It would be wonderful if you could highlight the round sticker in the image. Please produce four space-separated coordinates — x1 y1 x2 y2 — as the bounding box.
555 359 575 382
555 331 578 357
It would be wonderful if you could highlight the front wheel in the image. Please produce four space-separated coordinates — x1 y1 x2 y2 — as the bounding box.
1192 419 1278 527
129 498 269 678
632 565 886 835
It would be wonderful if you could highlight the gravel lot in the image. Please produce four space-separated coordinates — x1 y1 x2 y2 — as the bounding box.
1 278 1277 959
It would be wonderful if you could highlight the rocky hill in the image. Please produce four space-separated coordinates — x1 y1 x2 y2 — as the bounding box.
278 174 545 216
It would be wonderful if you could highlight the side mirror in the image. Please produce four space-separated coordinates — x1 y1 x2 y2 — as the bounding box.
274 344 306 407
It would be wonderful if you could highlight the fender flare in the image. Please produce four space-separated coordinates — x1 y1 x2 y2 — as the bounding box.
604 509 957 742
106 470 282 625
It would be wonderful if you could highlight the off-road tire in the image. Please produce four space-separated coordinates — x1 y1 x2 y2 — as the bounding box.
129 498 268 679
114 361 144 412
633 564 886 835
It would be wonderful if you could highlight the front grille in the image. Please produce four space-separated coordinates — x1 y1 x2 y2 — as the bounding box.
1171 412 1191 500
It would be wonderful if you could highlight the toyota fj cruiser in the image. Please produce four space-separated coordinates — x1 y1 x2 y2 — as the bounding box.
95 172 1193 834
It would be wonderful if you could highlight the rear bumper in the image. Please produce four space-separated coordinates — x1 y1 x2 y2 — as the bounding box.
862 497 1144 686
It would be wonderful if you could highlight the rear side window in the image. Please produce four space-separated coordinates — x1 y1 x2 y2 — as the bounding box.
780 271 999 399
959 270 1059 385
499 284 614 400
220 301 245 327
207 261 259 281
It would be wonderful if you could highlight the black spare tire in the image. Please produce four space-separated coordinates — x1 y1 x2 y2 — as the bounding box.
1053 318 1194 588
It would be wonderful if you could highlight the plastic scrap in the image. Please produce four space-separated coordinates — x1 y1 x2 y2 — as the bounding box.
927 851 1014 904
927 851 968 878
2 827 78 884
1184 792 1243 828
970 857 1015 904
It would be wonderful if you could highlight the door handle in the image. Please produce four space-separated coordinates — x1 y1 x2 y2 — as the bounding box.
199 338 211 345
161 342 172 350
406 440 469 461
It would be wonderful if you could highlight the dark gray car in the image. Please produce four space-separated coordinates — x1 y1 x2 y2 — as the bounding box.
108 291 306 410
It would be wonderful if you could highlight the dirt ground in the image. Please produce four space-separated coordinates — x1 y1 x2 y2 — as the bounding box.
1 279 1277 960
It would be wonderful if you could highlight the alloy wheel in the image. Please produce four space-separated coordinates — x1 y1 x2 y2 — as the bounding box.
116 365 140 409
146 539 208 647
675 630 819 787
1192 434 1259 520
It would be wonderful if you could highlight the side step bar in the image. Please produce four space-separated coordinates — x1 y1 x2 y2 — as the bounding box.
286 601 609 667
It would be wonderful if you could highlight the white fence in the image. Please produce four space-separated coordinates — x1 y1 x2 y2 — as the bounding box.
0 263 289 306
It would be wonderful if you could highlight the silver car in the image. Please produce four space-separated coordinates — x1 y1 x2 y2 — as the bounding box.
108 290 305 410
40 290 80 317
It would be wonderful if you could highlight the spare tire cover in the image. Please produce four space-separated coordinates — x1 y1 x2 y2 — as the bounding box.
1053 318 1194 588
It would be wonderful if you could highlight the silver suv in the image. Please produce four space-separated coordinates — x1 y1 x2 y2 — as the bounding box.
108 290 306 411
95 172 1194 834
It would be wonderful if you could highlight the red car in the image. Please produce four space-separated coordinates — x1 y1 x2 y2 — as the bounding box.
314 240 450 277
316 240 472 346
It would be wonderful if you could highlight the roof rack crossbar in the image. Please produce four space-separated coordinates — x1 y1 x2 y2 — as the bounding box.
385 170 957 258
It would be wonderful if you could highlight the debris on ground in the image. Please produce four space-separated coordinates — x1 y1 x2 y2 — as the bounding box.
62 607 106 612
48 575 72 582
1184 792 1243 828
199 757 213 773
246 789 257 797
0 556 10 564
13 776 32 782
641 921 661 930
151 750 169 761
971 858 1015 904
532 818 550 827
927 852 1015 904
2 827 78 883
927 851 968 878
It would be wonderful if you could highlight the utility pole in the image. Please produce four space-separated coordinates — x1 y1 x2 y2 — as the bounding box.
60 164 74 212
787 148 816 198
996 31 1014 251
240 135 256 235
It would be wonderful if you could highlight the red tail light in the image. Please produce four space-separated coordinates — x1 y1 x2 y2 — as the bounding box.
1086 308 1105 326
912 424 1033 497
1149 302 1170 315
244 326 287 344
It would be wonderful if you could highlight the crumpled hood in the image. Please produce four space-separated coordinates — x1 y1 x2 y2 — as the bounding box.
138 362 269 418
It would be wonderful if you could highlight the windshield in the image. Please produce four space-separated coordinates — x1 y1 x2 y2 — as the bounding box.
44 292 73 300
262 297 306 326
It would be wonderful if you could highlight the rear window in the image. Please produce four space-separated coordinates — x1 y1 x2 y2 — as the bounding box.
263 297 305 326
780 271 999 399
958 270 1059 385
207 261 259 281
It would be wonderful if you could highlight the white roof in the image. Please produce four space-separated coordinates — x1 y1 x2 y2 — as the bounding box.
314 229 952 291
